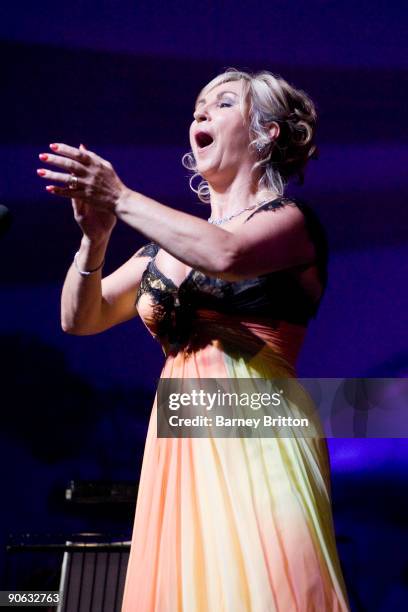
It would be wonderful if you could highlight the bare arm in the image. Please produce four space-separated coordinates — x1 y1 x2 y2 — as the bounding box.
115 191 315 280
61 236 152 335
40 144 315 283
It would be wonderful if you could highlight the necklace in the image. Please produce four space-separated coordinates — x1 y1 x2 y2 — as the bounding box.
207 200 272 225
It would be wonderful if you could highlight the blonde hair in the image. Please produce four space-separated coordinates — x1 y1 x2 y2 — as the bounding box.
182 67 318 204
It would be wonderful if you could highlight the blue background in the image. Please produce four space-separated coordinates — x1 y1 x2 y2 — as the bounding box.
0 1 407 609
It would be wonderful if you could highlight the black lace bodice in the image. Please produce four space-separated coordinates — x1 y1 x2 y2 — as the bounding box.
134 197 329 347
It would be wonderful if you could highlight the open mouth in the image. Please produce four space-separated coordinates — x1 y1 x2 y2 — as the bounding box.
195 131 214 149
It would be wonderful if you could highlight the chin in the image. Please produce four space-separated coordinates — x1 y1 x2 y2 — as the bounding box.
195 162 212 178
195 156 219 177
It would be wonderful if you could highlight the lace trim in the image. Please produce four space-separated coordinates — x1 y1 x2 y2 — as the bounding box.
134 198 329 337
133 242 160 259
136 262 195 347
244 197 296 222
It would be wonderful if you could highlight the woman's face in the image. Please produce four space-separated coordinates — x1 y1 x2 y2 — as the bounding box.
189 79 254 183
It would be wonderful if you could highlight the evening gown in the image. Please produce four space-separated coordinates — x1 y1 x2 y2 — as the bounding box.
121 197 351 611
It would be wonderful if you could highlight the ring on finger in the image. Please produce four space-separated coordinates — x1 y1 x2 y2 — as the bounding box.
68 175 79 190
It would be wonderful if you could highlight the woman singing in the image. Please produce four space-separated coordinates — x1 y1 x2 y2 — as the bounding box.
37 68 350 611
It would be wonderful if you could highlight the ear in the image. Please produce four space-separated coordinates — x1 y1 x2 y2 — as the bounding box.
268 121 280 141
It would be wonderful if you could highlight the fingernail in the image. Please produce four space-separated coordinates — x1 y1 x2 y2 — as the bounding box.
37 169 46 176
39 153 48 161
46 185 55 191
50 144 59 151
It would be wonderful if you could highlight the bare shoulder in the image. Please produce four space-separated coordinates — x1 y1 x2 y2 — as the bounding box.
243 196 327 267
224 197 315 279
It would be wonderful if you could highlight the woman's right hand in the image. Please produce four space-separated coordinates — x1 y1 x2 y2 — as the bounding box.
71 144 117 241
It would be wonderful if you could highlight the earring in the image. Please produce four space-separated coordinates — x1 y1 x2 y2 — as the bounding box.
256 143 263 153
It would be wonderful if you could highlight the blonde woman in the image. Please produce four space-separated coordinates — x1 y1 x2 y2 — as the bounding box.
37 68 350 611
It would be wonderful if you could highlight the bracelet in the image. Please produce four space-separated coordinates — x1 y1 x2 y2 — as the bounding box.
74 250 105 276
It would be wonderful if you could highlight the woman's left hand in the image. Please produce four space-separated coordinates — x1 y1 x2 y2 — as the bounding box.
37 143 128 213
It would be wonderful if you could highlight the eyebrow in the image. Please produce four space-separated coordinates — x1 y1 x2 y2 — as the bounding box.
195 90 239 109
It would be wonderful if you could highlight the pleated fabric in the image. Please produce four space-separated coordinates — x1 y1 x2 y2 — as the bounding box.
121 310 350 611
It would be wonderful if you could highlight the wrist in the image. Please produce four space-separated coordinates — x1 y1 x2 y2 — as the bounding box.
115 185 134 218
74 250 105 276
76 237 107 277
80 233 111 249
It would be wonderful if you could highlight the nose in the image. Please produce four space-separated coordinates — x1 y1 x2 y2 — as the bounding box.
194 104 211 122
194 111 207 123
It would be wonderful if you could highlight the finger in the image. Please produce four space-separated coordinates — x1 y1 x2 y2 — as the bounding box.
38 154 87 176
78 142 102 165
48 143 92 165
37 168 83 186
46 185 83 198
74 142 106 166
54 142 109 169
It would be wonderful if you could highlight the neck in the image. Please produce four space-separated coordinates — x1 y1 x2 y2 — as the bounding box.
207 185 278 222
206 174 277 220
